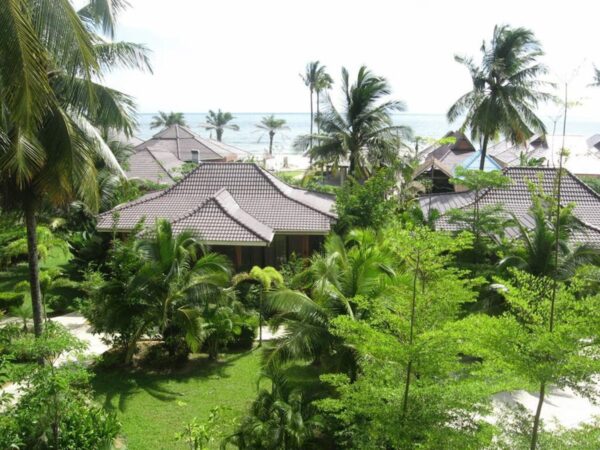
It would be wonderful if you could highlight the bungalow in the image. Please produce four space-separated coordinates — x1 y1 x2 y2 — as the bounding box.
97 162 337 269
488 134 600 177
126 124 250 185
419 167 600 245
415 131 504 193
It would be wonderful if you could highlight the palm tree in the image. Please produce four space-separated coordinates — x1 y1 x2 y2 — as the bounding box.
233 266 284 346
226 367 320 449
150 111 187 129
448 25 551 171
265 230 392 371
0 0 149 338
200 109 239 142
499 193 599 278
299 66 410 179
315 70 333 135
256 115 289 155
131 219 232 363
300 61 332 146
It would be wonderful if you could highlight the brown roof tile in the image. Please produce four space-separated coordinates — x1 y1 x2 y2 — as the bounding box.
98 163 336 245
419 167 600 245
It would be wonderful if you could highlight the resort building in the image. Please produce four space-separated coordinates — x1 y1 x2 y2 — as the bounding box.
415 131 504 192
419 167 600 245
489 134 600 177
97 162 337 268
126 124 250 185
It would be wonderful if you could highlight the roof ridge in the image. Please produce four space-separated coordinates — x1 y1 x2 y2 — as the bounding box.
169 187 272 243
99 158 206 218
253 165 336 218
212 189 273 242
144 147 175 182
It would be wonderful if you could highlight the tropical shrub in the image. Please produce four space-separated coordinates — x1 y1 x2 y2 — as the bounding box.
0 323 121 449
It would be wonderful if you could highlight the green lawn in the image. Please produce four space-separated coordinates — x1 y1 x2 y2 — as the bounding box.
92 350 263 450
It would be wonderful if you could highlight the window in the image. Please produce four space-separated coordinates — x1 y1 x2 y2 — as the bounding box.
191 150 199 163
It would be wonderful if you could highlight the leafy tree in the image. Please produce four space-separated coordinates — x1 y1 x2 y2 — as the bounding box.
256 115 289 155
200 109 239 142
468 270 600 450
334 167 398 233
299 66 411 178
0 0 148 338
447 167 512 262
150 111 187 129
317 227 494 448
448 25 551 170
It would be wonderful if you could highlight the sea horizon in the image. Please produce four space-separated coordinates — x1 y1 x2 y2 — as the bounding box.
135 112 600 155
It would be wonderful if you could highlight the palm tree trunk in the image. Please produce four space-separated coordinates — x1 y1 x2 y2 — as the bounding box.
269 131 274 156
531 82 568 450
258 291 263 346
24 199 44 339
530 381 545 450
309 89 314 148
316 90 320 135
402 250 420 419
217 129 223 142
479 133 490 171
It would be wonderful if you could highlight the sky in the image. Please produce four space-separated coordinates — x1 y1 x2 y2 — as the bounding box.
102 0 600 118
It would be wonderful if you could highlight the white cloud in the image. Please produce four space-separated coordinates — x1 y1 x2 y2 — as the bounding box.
103 0 600 119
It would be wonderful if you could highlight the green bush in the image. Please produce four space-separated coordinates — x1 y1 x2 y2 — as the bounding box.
0 291 24 311
228 316 258 351
0 323 122 449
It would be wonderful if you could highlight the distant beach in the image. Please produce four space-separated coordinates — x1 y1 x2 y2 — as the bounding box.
136 112 600 155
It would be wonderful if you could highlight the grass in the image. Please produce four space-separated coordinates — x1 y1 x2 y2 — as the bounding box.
92 350 263 450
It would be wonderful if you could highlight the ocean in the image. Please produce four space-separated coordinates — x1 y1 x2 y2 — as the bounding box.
136 112 600 155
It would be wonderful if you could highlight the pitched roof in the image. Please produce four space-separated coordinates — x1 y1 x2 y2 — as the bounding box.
460 150 504 171
418 131 478 175
126 148 184 185
138 124 242 162
419 167 600 245
97 163 336 245
489 134 600 176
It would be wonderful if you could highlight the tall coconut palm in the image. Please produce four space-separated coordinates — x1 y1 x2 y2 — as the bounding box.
300 66 410 179
150 111 187 129
256 115 289 155
200 109 239 142
300 61 331 147
448 25 551 171
315 69 333 134
0 0 149 338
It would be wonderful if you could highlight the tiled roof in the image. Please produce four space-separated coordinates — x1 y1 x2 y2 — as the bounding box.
138 124 241 162
489 135 600 176
126 148 183 185
418 131 478 175
97 163 337 245
419 167 600 245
